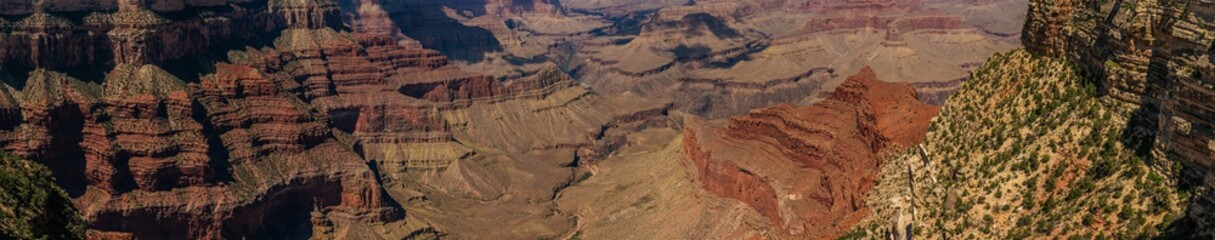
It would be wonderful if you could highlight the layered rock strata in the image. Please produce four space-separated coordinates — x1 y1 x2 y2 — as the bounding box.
1023 0 1215 234
568 0 1019 118
681 67 939 239
0 0 679 238
0 0 423 238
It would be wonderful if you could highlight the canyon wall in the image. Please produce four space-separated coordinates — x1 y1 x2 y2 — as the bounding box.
0 1 409 238
572 0 1019 118
0 0 677 238
1023 0 1215 234
681 67 939 239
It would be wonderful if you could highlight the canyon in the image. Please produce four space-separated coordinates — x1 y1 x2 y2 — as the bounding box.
560 0 1022 117
7 0 1208 239
679 67 938 238
0 0 675 238
847 0 1215 238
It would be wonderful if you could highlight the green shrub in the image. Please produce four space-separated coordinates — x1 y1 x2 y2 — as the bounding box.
1118 205 1136 220
0 152 86 239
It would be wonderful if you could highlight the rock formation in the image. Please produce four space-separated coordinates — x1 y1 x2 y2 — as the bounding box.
0 0 679 238
681 67 939 239
841 0 1215 234
1023 0 1215 235
0 0 1022 238
566 0 1020 118
316 0 1019 119
0 1 410 237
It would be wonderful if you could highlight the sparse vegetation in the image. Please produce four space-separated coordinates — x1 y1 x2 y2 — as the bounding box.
575 171 594 184
849 49 1188 239
0 151 86 240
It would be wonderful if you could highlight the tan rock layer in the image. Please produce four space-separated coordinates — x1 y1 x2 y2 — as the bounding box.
1023 0 1215 236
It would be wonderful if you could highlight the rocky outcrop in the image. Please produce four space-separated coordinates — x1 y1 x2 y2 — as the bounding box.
2 61 402 240
0 0 351 71
1 0 678 238
1023 0 1215 235
682 127 783 225
803 0 922 13
0 1 413 238
681 67 939 239
102 64 213 191
0 0 1012 238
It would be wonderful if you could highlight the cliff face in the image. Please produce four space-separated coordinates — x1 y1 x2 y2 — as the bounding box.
1023 0 1215 234
0 0 679 238
0 1 407 238
572 0 1021 118
681 67 939 239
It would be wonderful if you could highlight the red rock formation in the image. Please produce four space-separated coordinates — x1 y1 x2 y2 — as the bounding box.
0 1 415 238
681 67 938 239
683 127 783 224
102 65 213 191
846 67 942 147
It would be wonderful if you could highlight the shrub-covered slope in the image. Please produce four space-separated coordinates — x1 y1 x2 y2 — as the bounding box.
0 151 85 239
849 50 1192 239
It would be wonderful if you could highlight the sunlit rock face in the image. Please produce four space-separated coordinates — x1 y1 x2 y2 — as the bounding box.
682 67 939 239
1023 0 1215 236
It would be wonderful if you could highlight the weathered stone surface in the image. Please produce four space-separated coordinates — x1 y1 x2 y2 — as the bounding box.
0 1 410 238
1023 0 1215 235
573 0 1020 118
0 0 1012 238
681 67 938 239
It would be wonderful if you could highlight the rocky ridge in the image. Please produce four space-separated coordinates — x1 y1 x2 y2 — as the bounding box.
0 0 1034 239
681 67 939 239
566 0 1020 118
850 50 1194 239
1022 0 1215 235
841 1 1215 238
372 0 1020 118
0 0 673 238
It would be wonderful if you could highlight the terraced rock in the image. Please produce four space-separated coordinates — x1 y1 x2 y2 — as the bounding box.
680 67 939 239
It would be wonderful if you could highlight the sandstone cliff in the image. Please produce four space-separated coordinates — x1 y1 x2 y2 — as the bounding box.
571 0 1020 118
0 1 407 238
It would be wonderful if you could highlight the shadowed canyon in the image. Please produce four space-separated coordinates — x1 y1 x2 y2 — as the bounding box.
0 0 1213 239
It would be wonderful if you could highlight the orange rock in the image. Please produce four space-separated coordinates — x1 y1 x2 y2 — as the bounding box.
682 66 938 239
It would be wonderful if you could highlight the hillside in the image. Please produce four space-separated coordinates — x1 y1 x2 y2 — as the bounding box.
851 49 1191 239
13 0 1215 239
845 0 1215 238
550 66 941 240
0 151 85 240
